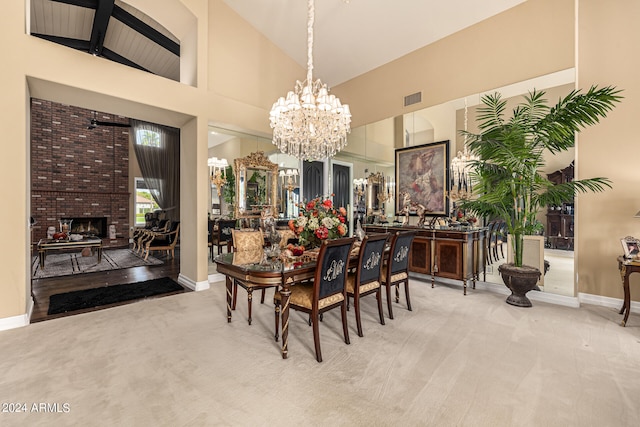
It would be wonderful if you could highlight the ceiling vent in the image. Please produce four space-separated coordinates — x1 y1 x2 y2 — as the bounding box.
404 92 422 107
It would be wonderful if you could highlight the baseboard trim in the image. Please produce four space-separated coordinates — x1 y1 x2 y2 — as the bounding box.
579 292 639 314
409 273 580 308
208 272 225 284
178 273 209 291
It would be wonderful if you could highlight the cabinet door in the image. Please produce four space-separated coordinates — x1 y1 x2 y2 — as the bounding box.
409 237 431 274
435 240 462 279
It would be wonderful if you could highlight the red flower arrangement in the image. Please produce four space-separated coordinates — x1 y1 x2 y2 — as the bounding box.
288 195 348 248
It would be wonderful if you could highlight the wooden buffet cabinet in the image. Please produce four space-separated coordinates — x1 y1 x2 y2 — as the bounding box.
364 225 486 295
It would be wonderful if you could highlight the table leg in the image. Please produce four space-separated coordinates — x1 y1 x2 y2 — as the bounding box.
97 247 102 264
39 250 45 269
622 272 631 327
226 276 233 323
280 281 292 359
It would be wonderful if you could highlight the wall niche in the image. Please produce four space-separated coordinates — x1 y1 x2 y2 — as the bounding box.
30 99 130 248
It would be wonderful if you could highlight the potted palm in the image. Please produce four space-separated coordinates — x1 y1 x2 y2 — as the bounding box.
460 86 622 307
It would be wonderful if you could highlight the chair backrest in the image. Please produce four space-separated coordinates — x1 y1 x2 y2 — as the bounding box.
314 237 356 300
218 219 237 244
356 233 388 287
232 229 264 251
389 231 414 275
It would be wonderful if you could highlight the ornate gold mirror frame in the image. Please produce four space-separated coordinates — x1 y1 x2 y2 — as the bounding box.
234 151 279 219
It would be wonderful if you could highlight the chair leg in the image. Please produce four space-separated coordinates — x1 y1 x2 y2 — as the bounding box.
376 289 385 325
274 301 280 342
385 284 394 319
404 280 412 311
232 282 238 310
354 295 363 337
499 243 505 259
341 301 350 346
247 288 253 325
312 311 322 363
395 284 400 303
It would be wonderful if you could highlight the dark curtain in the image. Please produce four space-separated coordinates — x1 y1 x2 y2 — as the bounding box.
131 120 180 220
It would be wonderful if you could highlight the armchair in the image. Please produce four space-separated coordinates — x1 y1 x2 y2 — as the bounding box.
142 221 180 260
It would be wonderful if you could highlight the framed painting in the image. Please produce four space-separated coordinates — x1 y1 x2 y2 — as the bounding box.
395 140 449 216
621 236 640 258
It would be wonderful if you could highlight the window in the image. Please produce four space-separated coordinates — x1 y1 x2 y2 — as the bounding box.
136 129 161 147
135 178 160 226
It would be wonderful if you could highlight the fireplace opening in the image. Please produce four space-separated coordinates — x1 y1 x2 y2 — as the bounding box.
62 217 108 238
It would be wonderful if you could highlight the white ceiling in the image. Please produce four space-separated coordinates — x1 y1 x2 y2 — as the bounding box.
222 0 526 86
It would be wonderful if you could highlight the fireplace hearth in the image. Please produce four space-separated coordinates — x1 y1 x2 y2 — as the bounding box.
62 217 108 238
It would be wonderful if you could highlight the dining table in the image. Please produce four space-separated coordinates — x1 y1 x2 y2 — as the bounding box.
214 243 364 359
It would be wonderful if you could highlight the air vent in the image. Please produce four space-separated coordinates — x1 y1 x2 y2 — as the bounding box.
404 92 422 107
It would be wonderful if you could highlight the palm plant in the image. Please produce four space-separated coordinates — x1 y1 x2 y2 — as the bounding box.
460 86 622 268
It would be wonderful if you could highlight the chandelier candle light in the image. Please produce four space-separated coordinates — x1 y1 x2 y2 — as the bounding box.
208 157 228 197
269 0 351 161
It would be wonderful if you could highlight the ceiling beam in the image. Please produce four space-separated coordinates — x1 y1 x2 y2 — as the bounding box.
31 33 90 51
51 0 97 8
88 0 114 56
112 5 180 56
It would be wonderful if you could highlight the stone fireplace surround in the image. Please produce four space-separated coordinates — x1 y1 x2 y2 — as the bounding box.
30 99 131 248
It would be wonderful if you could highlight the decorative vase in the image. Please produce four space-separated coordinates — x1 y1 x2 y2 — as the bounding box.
498 263 541 307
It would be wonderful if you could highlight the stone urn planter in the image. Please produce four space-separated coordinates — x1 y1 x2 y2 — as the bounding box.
498 263 541 307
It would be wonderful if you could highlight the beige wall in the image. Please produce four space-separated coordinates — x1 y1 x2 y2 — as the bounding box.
2 0 638 325
335 0 575 128
576 0 640 298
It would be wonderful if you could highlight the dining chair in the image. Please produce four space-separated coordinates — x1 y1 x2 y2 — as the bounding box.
274 237 356 362
208 219 216 261
381 231 415 319
346 233 388 337
231 229 273 325
213 219 236 256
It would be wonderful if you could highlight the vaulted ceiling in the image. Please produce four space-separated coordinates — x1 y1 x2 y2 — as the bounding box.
30 0 180 81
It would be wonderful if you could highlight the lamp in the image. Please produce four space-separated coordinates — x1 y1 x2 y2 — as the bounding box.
279 168 299 199
208 157 228 196
449 98 478 201
269 0 351 161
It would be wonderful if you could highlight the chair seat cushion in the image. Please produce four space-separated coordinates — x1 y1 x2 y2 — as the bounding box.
346 274 380 294
381 266 408 284
274 283 344 310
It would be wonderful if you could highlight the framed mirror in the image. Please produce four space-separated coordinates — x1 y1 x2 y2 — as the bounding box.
234 151 279 219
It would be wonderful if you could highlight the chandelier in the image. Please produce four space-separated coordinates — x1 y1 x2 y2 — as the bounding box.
269 0 351 162
208 157 228 197
449 98 478 201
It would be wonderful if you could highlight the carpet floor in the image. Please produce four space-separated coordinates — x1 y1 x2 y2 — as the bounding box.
47 277 185 315
1 279 639 426
32 248 163 279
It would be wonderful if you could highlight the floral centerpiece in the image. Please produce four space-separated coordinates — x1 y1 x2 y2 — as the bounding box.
288 196 348 249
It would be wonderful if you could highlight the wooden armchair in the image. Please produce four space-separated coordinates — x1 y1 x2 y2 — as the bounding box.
142 221 180 260
346 233 388 337
274 237 356 362
381 231 415 319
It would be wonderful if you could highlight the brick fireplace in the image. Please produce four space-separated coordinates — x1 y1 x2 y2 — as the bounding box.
30 99 131 248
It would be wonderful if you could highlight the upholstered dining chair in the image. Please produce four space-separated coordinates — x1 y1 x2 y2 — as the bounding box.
381 231 415 319
231 229 273 325
274 237 356 362
346 233 388 337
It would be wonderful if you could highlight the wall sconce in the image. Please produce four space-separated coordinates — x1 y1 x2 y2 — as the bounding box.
353 178 367 200
208 157 229 196
279 168 298 199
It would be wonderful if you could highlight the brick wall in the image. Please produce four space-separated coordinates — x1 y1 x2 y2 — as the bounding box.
30 99 130 248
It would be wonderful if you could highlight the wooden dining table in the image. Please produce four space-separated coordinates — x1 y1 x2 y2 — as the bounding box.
214 249 322 359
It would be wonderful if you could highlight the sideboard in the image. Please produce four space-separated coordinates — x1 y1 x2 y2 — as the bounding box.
364 224 487 295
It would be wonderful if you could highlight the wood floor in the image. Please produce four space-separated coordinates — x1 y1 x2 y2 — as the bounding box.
30 248 187 323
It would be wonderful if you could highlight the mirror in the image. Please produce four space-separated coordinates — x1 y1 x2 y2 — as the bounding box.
234 151 279 219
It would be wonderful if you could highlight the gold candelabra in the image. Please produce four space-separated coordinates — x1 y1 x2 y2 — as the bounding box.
279 168 298 200
208 157 229 197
